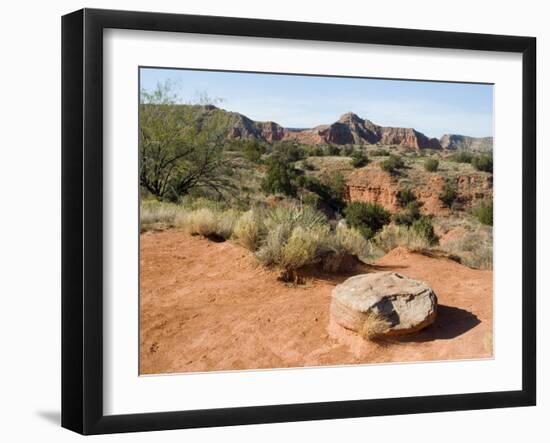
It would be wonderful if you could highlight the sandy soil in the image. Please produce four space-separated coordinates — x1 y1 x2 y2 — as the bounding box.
140 231 493 374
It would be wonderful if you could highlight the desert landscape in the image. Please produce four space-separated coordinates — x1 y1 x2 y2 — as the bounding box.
139 71 493 374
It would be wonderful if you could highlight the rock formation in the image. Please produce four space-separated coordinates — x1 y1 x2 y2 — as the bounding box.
331 272 438 336
440 134 493 152
164 104 491 152
346 166 493 216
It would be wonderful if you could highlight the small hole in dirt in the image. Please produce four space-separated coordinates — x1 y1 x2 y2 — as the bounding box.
205 234 226 243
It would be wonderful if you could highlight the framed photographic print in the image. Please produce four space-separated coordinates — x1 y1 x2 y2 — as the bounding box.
61 8 536 435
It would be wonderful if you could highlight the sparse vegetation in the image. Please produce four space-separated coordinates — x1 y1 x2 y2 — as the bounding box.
472 154 493 173
351 150 369 168
393 201 422 226
374 222 436 252
439 183 457 208
440 228 493 269
379 154 405 174
411 216 438 246
449 150 474 163
370 148 390 157
396 188 416 207
424 157 439 172
474 200 493 226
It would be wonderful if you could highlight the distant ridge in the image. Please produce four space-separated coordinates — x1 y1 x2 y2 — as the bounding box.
157 104 493 151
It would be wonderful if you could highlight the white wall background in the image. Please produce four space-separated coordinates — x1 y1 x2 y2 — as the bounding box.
0 0 546 441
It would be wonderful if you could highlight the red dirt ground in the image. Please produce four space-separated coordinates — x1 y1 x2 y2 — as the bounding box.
140 231 493 374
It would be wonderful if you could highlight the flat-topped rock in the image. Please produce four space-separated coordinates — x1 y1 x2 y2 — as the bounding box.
331 272 437 337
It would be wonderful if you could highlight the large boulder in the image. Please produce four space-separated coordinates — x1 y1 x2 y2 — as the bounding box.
331 272 437 337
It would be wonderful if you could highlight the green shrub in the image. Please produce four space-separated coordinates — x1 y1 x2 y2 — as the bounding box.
302 193 321 208
449 151 474 163
344 202 391 239
393 201 422 226
342 146 354 156
272 142 306 162
299 173 346 212
370 148 390 157
439 183 457 208
311 146 324 156
424 157 439 172
472 154 493 173
411 216 438 245
379 154 405 174
396 188 416 207
327 145 341 156
261 157 297 196
302 160 316 171
474 200 493 226
351 151 369 168
243 140 266 163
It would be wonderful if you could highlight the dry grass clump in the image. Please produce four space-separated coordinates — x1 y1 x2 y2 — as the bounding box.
440 228 493 269
178 207 239 241
264 204 328 233
334 224 380 262
256 205 370 282
141 200 185 231
359 311 391 340
374 223 434 253
232 209 265 251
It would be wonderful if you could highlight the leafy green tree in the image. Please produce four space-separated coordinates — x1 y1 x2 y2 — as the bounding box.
139 82 232 200
261 157 297 196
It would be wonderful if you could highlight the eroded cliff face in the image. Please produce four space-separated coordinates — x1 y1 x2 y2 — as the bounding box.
166 105 491 152
440 134 493 152
288 113 441 150
257 121 286 142
346 169 402 212
379 127 442 150
346 166 492 216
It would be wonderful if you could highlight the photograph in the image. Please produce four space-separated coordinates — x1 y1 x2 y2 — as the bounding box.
138 68 494 375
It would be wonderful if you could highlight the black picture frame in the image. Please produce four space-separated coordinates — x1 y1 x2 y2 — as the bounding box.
62 8 536 435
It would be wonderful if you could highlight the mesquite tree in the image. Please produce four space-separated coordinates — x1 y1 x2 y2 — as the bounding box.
139 82 233 200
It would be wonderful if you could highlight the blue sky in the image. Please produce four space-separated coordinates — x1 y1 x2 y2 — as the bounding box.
140 67 493 138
